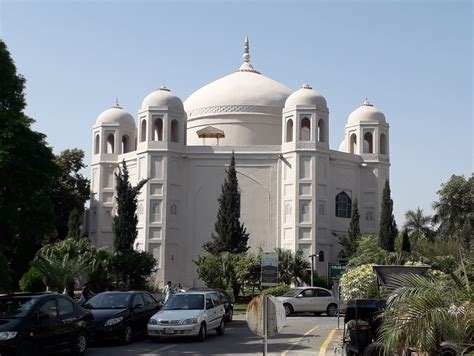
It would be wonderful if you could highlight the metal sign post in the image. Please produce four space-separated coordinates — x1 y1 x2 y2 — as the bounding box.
263 294 268 355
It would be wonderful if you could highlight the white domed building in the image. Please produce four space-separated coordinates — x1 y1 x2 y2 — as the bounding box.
89 38 390 286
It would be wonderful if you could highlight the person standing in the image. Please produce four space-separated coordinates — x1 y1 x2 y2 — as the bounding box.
163 281 173 303
79 282 90 306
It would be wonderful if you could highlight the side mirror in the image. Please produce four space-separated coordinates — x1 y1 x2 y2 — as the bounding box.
133 304 144 310
36 313 49 322
296 294 303 298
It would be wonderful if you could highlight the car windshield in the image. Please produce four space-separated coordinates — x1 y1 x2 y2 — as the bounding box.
84 293 132 309
281 289 302 297
162 294 204 311
0 297 37 318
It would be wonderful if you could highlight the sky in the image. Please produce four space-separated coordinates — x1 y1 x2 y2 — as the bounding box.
1 0 472 225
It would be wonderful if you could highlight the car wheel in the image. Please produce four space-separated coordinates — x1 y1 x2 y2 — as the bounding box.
71 331 87 356
121 324 133 345
216 318 225 335
284 303 293 316
226 308 233 322
326 303 338 317
197 322 207 342
362 342 384 356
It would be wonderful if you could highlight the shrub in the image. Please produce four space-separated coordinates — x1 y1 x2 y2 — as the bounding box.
262 284 290 296
19 266 45 292
340 264 378 302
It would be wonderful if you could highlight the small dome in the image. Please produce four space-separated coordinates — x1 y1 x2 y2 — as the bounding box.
95 104 135 127
347 99 386 125
141 86 184 112
339 140 346 152
285 84 327 109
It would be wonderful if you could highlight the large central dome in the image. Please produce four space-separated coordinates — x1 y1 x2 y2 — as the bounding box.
185 37 291 146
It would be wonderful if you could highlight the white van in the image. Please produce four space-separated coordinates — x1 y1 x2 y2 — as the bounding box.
148 291 225 342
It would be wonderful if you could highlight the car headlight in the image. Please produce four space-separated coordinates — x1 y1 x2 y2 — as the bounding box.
104 316 124 326
0 331 17 340
182 318 198 325
148 319 157 325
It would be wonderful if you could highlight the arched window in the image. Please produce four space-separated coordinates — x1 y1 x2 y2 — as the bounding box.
286 119 293 142
363 132 373 153
335 191 352 218
153 118 163 141
106 133 115 154
350 134 357 154
318 250 325 262
171 119 179 142
380 133 387 154
121 135 129 154
94 134 100 154
300 117 311 141
140 119 147 142
317 119 325 142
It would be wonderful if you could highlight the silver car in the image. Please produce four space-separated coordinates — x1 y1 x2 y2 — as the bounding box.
147 291 225 342
277 287 340 316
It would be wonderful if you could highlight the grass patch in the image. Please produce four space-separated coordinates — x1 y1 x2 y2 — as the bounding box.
233 303 248 315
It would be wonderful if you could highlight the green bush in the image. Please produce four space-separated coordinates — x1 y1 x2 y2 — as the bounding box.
19 266 45 292
340 264 378 302
262 284 290 296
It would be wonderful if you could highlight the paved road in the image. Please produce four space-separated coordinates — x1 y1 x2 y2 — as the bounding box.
86 314 343 355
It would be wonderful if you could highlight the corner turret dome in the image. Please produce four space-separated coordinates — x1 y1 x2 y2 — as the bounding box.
141 86 184 112
347 99 386 125
95 103 136 128
284 84 327 109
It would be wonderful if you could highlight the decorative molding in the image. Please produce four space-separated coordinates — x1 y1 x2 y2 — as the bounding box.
188 105 281 118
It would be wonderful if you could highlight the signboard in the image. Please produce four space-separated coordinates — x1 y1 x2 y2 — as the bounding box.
328 263 346 281
246 295 286 337
261 252 278 287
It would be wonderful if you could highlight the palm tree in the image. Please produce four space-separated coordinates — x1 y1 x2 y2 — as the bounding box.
404 207 433 241
276 248 310 286
33 238 95 296
379 251 473 355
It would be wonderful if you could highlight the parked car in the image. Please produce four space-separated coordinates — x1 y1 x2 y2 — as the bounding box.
188 288 234 322
148 290 226 342
0 292 93 356
84 291 160 344
277 287 341 316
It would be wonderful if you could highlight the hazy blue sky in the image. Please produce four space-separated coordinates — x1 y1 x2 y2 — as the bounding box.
1 0 472 224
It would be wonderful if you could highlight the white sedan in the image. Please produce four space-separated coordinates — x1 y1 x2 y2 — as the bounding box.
147 291 226 342
277 287 341 316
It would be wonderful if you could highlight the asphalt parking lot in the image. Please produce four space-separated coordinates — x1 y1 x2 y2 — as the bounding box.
85 314 343 355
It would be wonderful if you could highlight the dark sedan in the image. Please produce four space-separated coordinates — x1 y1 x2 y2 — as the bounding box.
0 293 93 356
85 291 160 344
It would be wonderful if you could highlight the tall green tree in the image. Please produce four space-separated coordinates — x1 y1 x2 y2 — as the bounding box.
113 160 148 252
66 208 82 240
0 39 59 286
111 161 155 289
339 199 361 258
51 149 90 240
203 152 249 254
378 180 398 252
276 248 310 286
401 229 411 253
404 207 433 242
432 174 473 246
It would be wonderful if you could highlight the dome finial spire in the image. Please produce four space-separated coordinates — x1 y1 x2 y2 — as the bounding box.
238 36 260 74
113 97 122 109
363 97 373 106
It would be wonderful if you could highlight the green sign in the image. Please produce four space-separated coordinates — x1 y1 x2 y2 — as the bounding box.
328 263 346 281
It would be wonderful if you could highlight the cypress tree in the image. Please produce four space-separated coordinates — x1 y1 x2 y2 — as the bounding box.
112 161 148 252
66 208 82 240
378 180 398 252
401 229 411 253
203 152 249 254
339 199 361 258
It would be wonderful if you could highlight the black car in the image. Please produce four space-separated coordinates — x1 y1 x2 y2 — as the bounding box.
0 292 93 356
188 288 234 322
85 291 160 344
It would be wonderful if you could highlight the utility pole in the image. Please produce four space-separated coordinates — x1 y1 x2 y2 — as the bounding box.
309 254 318 287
